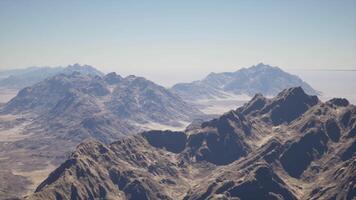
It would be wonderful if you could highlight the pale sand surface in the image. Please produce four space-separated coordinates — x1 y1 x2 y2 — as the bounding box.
0 114 33 142
0 122 33 142
0 88 18 103
193 94 251 115
135 120 189 131
12 163 56 195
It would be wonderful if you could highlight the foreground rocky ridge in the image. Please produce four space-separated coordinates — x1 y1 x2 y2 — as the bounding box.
26 87 355 200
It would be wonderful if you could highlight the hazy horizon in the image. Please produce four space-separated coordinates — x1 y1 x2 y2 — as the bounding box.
1 63 356 105
1 0 356 86
1 63 356 87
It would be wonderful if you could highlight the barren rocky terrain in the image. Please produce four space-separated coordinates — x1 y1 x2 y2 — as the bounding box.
0 72 204 199
24 87 355 200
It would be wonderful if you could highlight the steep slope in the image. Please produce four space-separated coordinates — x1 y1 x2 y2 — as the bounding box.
26 87 355 200
0 63 103 90
0 72 203 199
171 63 318 101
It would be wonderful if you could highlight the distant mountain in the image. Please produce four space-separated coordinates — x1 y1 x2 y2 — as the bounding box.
0 63 104 89
26 87 355 200
171 63 318 101
0 72 203 199
4 72 202 126
1 72 204 147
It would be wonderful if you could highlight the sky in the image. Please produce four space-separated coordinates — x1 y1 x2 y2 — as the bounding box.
0 0 355 86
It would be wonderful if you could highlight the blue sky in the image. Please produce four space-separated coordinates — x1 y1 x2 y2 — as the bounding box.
0 0 355 85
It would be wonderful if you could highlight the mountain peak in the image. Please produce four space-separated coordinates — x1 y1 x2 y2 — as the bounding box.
278 86 307 98
64 63 104 77
104 72 123 85
254 62 272 68
250 63 282 72
276 87 319 105
263 87 319 125
238 87 319 125
256 62 268 67
171 63 318 101
251 93 265 100
66 63 89 70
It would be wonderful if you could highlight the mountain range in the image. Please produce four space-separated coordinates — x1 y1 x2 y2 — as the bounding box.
0 64 353 200
0 72 203 199
0 63 318 116
3 72 202 126
171 63 318 101
24 87 355 200
0 63 103 89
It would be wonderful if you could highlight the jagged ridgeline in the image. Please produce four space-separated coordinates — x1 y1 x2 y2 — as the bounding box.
3 72 203 131
26 87 355 200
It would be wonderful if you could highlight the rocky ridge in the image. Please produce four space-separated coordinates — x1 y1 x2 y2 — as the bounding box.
26 87 355 200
